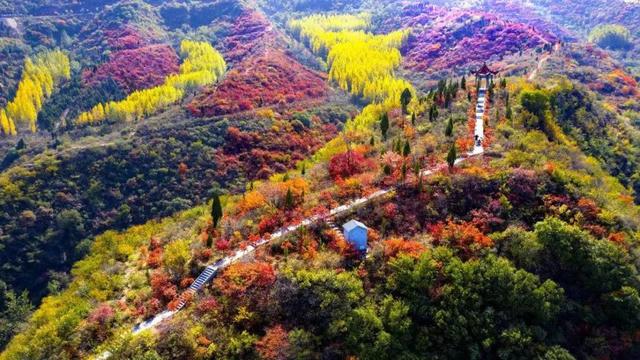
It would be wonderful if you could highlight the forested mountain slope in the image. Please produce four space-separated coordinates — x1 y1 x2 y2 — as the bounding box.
0 0 355 337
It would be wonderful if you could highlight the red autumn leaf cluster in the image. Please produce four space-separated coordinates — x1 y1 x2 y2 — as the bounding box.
83 44 180 93
196 296 220 315
147 237 163 268
188 49 327 117
256 325 291 360
577 198 601 222
220 124 338 180
103 26 150 51
328 150 374 180
187 9 326 117
87 303 115 326
150 270 177 303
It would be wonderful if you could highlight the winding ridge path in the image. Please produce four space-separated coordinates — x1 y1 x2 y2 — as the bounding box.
528 42 561 81
97 88 488 359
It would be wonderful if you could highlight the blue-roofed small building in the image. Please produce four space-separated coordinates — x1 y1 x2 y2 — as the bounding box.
343 219 368 252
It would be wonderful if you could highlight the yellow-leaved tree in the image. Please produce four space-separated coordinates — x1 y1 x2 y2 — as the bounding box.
77 40 226 124
1 50 70 135
288 13 415 161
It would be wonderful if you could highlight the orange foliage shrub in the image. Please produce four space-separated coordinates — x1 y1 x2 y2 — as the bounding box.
180 277 194 289
237 191 267 213
456 137 473 153
199 248 213 261
147 237 163 268
608 232 627 246
336 177 363 199
607 69 638 95
326 228 353 255
383 237 426 258
197 336 212 347
167 299 180 311
150 270 172 300
260 177 309 208
577 198 600 222
429 221 493 258
214 262 276 297
404 125 416 139
295 232 319 260
256 325 291 360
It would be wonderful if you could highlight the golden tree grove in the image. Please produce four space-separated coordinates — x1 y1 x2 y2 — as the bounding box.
1 50 70 135
290 13 416 162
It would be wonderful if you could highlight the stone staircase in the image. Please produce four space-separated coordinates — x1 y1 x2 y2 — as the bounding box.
173 264 218 311
472 87 487 155
327 219 346 243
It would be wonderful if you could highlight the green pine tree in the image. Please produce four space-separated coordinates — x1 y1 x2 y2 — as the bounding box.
380 112 389 140
400 88 412 114
445 117 454 137
383 164 392 176
206 233 213 248
447 143 457 169
284 188 294 210
211 193 223 228
403 141 411 157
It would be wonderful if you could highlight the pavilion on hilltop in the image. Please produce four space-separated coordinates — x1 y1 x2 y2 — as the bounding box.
472 62 498 89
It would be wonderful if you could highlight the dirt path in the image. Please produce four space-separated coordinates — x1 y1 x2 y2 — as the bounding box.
529 42 561 81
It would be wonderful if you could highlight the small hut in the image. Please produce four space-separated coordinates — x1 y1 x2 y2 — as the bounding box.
343 219 368 252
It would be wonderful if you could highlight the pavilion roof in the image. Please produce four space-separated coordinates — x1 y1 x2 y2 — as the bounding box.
473 62 498 75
